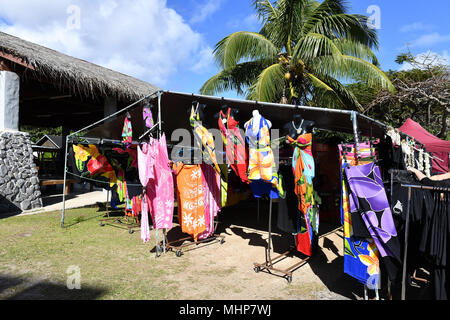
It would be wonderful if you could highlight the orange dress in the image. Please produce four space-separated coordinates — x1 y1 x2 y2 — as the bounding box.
173 163 206 242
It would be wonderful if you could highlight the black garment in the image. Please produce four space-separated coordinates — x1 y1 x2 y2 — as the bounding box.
107 148 143 198
421 177 450 188
276 164 299 234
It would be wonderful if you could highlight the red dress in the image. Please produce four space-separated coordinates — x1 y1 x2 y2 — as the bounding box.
218 108 249 184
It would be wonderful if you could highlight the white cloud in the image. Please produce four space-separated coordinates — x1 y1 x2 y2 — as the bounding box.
398 50 449 71
0 0 214 86
227 13 261 31
190 0 222 24
190 46 215 73
400 22 434 33
409 32 450 48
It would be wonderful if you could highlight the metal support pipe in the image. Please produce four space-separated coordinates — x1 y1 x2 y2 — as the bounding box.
267 198 273 267
71 91 162 137
351 111 361 159
60 136 69 227
401 187 412 300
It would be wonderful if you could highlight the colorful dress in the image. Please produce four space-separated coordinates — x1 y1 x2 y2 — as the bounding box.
218 108 249 184
122 116 133 144
244 115 279 198
339 142 380 285
73 144 117 187
190 106 221 175
146 134 175 230
344 162 401 281
173 163 206 242
143 104 154 128
287 134 318 256
137 142 157 243
198 164 221 240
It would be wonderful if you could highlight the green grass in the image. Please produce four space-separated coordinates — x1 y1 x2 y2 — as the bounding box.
0 207 187 300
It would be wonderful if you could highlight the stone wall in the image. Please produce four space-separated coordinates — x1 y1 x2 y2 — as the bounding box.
0 130 43 213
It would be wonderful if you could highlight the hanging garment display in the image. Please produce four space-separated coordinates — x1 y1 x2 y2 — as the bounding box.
244 114 279 198
140 194 151 243
110 158 127 203
122 115 133 144
339 142 380 285
190 105 222 175
277 163 300 234
218 108 249 184
173 163 206 242
287 133 318 256
137 141 158 243
143 104 154 128
218 163 228 208
146 134 175 230
112 146 142 198
344 162 401 282
137 142 156 188
198 164 221 240
72 144 118 188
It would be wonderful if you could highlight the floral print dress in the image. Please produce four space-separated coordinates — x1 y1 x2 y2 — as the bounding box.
173 163 206 242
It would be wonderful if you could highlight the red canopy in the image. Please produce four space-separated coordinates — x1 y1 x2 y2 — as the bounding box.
398 118 450 173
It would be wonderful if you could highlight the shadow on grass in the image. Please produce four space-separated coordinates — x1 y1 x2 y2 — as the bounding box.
0 275 107 300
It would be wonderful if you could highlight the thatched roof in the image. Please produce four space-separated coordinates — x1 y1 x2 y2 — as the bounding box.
0 31 160 101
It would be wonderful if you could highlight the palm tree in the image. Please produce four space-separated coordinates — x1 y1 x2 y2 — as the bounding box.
200 0 394 110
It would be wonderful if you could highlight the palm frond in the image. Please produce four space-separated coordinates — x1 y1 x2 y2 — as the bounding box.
200 61 267 96
342 55 394 91
247 63 287 102
292 32 344 63
333 38 379 66
213 31 279 69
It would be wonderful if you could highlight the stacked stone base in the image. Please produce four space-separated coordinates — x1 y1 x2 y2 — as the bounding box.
0 131 43 213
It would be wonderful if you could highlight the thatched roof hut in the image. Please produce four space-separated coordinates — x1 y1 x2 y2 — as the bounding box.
0 31 159 102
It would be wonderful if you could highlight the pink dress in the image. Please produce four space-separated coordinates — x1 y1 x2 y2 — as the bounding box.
147 134 175 230
198 164 221 240
137 142 157 243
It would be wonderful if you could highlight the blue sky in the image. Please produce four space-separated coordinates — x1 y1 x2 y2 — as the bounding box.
0 0 449 100
166 0 450 98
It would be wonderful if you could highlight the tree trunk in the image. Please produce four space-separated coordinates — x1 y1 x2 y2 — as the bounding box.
438 106 449 139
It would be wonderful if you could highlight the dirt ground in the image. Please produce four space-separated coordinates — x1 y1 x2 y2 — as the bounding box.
154 200 366 300
0 198 433 300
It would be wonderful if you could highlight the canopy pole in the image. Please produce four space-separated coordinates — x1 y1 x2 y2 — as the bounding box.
60 136 69 227
156 91 167 254
351 111 361 159
71 91 162 137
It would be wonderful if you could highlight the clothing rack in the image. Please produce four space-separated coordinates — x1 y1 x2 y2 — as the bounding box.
98 189 141 234
399 183 450 300
253 197 309 283
158 213 225 257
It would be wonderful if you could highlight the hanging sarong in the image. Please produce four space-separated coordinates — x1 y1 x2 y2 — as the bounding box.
173 163 206 242
344 162 401 281
339 143 380 285
287 134 318 256
146 134 175 230
122 116 133 144
190 106 222 175
198 164 221 240
245 115 279 199
143 104 154 128
218 108 249 184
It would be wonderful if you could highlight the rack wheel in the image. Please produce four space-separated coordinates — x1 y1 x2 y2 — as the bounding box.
220 238 225 244
254 266 260 273
129 229 134 234
176 250 182 257
99 221 104 227
286 275 292 283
